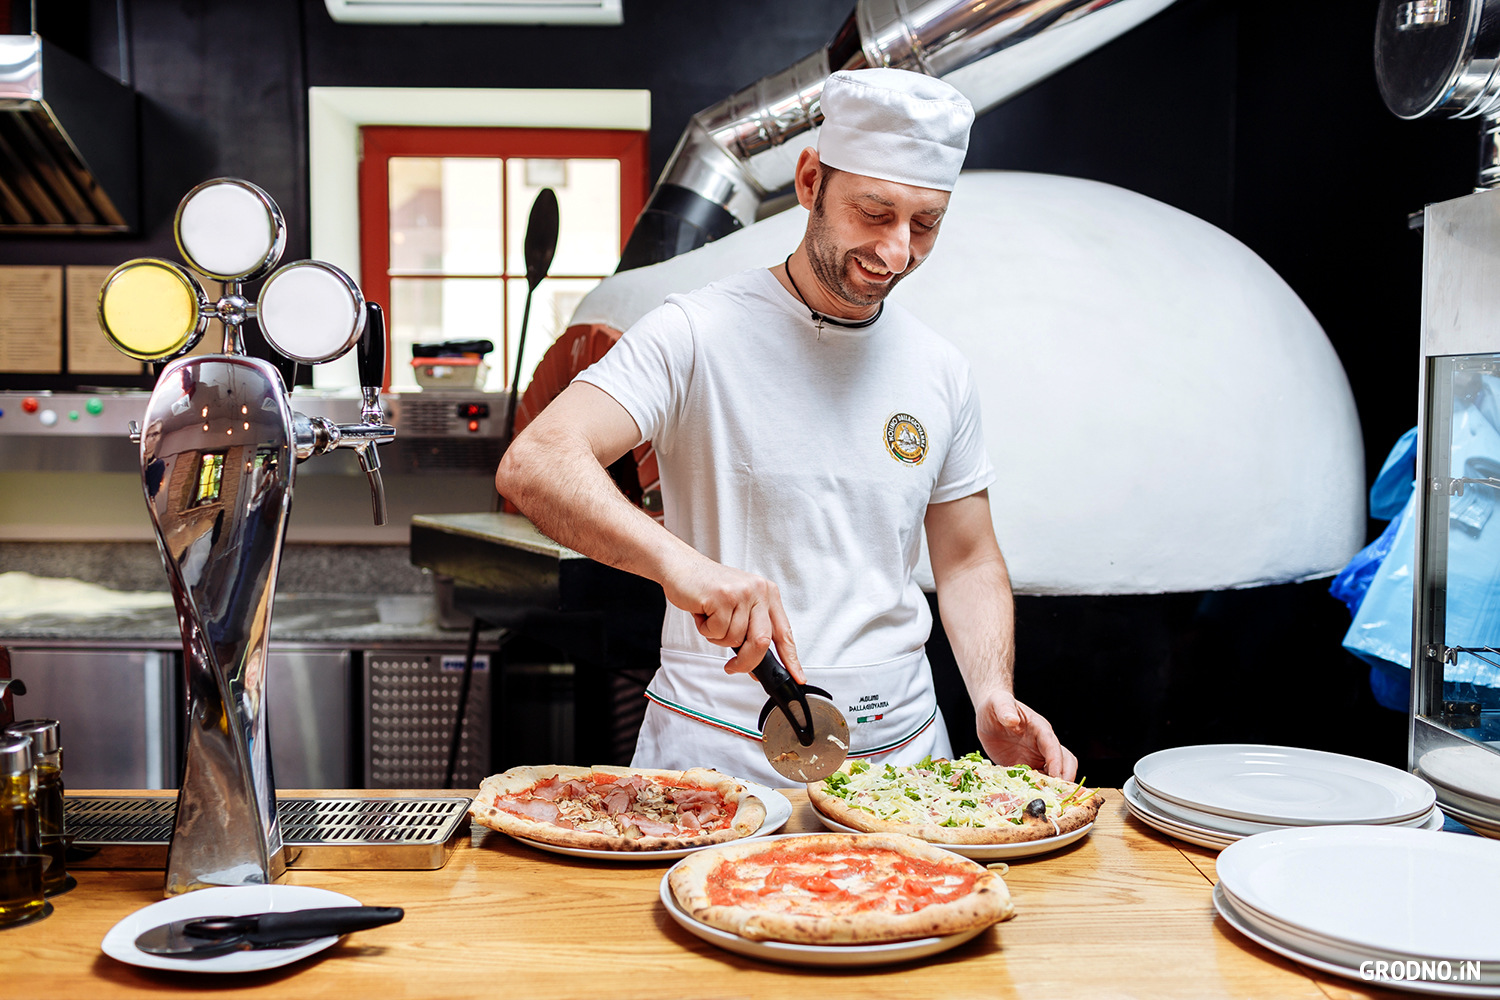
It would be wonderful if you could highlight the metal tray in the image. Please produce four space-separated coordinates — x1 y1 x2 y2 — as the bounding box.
64 795 472 870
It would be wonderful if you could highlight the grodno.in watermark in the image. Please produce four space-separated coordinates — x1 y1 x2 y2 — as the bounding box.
1360 960 1482 983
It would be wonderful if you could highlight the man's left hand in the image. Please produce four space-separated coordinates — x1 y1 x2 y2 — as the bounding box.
975 691 1077 781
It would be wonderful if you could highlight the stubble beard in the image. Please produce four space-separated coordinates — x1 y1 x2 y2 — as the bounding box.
803 198 921 311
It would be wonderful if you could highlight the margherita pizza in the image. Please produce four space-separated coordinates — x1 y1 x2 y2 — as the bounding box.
807 753 1102 845
668 832 1014 944
470 765 767 851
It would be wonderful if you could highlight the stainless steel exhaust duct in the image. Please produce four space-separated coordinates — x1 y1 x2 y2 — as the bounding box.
617 0 1177 271
0 34 138 233
1373 0 1500 187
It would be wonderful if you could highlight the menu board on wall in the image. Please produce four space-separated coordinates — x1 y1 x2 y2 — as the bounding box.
0 266 63 373
65 265 142 374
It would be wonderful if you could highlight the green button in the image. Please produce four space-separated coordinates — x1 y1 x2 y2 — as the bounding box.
68 410 80 421
85 397 103 416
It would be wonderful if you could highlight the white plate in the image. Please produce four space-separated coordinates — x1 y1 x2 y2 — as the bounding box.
101 884 360 973
1216 826 1500 964
1428 796 1500 839
1135 778 1444 836
810 805 1094 860
1419 747 1500 806
1124 779 1445 852
1122 779 1237 849
1214 883 1500 997
511 783 792 861
657 855 989 967
1134 744 1435 826
1220 883 1500 985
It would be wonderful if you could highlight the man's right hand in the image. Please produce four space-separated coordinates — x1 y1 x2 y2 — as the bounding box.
662 556 805 683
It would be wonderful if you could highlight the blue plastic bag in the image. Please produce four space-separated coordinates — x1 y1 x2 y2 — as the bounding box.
1338 382 1500 712
1329 427 1417 617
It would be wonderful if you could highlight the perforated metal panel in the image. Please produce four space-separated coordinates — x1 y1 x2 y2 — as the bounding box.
365 653 490 788
64 795 472 869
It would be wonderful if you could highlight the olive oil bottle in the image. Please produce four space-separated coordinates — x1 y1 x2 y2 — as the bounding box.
0 734 44 927
5 722 66 895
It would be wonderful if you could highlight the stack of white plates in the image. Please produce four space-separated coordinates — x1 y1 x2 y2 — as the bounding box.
1125 744 1442 850
1417 745 1500 839
1214 826 1500 996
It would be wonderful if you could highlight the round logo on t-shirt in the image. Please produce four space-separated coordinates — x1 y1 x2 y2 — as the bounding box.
884 412 928 465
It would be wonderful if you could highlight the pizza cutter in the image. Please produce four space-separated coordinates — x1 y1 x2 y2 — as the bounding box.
750 648 850 783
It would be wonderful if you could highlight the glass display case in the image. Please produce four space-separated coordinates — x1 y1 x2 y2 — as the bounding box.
1411 187 1500 835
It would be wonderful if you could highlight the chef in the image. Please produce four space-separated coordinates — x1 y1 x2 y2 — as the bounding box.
497 68 1077 786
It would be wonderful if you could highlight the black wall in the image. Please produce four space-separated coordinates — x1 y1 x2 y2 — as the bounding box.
1 0 1475 779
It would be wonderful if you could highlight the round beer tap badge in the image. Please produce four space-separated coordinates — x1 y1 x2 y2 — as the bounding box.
884 412 928 465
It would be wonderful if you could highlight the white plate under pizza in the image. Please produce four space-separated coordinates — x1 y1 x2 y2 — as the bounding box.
469 764 790 860
659 831 1014 965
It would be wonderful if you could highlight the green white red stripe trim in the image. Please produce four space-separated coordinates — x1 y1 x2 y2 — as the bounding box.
644 691 937 757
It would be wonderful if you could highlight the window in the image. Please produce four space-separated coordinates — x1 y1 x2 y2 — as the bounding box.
358 126 648 393
193 452 225 506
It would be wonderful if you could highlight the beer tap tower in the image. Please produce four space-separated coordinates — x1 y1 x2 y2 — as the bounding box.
97 178 394 894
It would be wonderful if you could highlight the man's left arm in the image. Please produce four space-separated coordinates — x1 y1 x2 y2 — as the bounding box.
924 490 1078 780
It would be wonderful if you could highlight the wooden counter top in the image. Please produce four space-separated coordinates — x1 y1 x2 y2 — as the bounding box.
3 790 1408 999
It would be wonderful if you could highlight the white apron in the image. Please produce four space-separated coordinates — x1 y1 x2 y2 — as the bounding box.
633 647 952 787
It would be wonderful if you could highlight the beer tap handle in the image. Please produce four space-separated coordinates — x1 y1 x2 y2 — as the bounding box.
359 303 387 423
357 303 390 525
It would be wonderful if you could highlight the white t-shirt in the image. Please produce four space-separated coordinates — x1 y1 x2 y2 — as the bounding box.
576 267 995 669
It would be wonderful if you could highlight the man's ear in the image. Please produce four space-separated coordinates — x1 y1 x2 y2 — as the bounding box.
793 148 822 210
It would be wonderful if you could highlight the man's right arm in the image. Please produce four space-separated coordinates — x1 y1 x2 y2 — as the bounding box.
496 380 803 680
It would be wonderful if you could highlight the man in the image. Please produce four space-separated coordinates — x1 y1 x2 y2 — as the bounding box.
498 68 1077 785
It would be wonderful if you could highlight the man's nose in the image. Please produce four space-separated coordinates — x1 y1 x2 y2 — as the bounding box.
874 227 912 273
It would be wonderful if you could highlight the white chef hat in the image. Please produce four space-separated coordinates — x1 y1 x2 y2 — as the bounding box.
816 68 974 192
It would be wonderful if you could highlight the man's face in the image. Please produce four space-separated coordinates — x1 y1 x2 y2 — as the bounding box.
804 165 950 309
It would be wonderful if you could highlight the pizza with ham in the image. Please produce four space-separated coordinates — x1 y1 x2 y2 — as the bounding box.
667 832 1015 944
469 764 767 851
807 753 1102 845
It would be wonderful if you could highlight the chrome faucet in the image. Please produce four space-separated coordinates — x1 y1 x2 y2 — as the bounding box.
102 178 392 894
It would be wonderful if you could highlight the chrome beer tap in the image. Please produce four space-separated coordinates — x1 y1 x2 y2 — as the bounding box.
292 304 395 525
100 178 388 895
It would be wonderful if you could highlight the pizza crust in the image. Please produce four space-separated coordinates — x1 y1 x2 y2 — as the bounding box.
469 764 767 852
807 765 1103 845
668 832 1015 944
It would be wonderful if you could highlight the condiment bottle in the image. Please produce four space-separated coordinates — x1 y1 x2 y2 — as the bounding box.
0 734 44 927
4 721 66 895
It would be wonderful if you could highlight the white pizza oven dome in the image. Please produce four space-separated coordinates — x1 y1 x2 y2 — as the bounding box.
568 170 1365 596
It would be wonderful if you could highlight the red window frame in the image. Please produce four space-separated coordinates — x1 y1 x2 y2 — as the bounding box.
357 125 649 388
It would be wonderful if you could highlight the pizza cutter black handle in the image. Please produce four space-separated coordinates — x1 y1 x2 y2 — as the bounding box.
750 649 820 747
189 906 405 944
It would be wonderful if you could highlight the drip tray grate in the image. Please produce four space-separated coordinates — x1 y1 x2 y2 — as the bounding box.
65 795 472 870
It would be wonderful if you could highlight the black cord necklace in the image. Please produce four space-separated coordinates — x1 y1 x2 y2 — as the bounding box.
783 253 884 337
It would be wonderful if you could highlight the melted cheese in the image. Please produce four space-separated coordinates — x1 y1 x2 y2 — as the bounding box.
821 754 1091 828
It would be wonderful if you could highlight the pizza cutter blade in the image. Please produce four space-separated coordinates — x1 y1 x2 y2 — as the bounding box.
750 649 850 783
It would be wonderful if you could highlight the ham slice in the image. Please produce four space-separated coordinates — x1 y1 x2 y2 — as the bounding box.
667 787 719 808
626 815 678 837
532 779 566 801
600 786 634 815
495 797 560 824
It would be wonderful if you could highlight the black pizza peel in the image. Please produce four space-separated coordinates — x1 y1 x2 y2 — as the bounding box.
750 648 850 783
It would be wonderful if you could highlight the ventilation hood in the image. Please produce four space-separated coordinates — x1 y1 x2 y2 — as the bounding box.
0 33 138 234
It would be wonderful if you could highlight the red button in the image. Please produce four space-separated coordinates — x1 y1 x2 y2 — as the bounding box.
467 420 480 433
21 397 38 414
